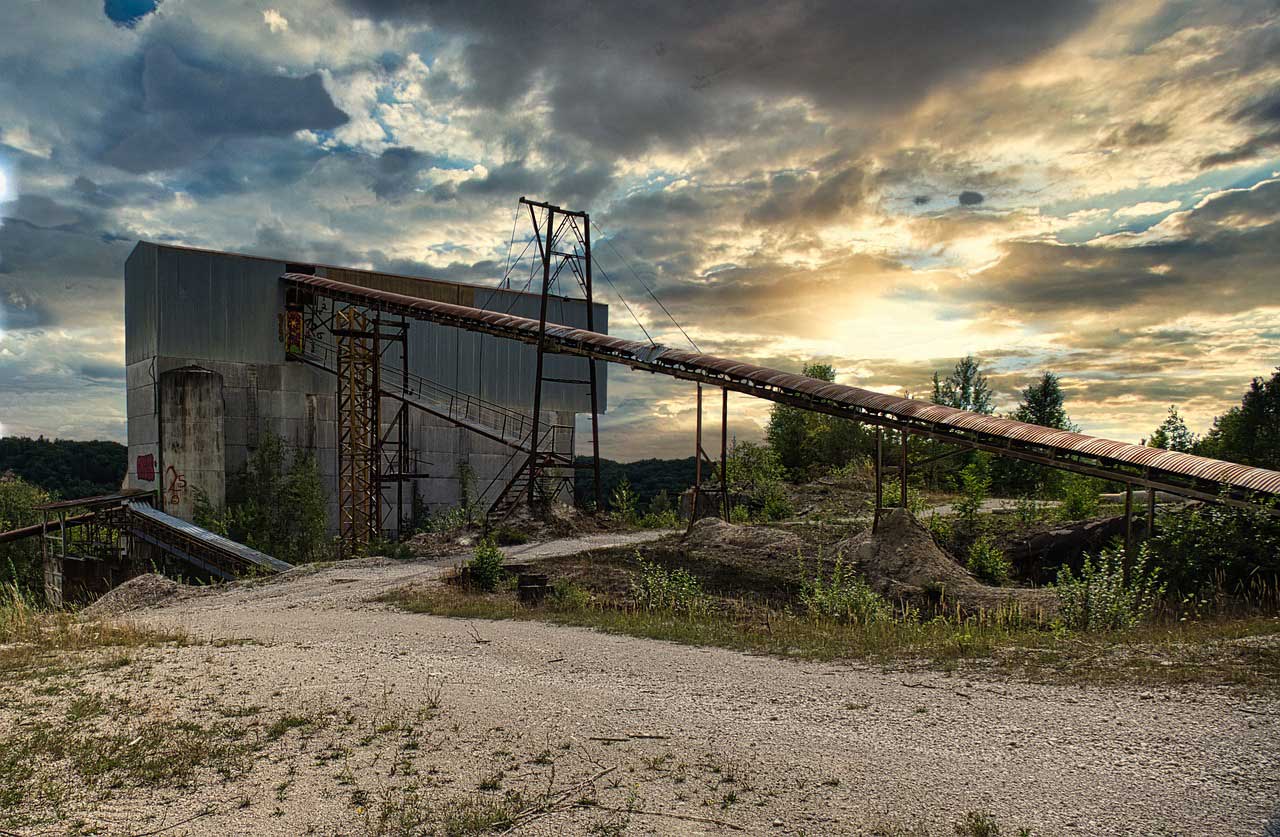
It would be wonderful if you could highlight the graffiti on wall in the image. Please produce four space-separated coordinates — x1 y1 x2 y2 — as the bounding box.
165 465 187 507
136 454 156 482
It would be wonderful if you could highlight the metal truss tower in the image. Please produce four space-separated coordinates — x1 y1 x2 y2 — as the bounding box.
335 306 379 552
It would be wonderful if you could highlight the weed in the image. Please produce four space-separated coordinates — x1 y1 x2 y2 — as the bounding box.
630 556 707 615
954 810 1003 837
799 556 891 624
491 525 529 546
468 539 506 592
1056 543 1165 631
966 535 1012 585
265 713 316 741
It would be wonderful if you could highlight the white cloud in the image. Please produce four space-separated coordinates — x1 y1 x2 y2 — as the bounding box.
262 9 289 33
1113 200 1182 219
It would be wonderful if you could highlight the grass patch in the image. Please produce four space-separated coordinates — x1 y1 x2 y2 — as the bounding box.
381 584 1280 691
0 582 188 681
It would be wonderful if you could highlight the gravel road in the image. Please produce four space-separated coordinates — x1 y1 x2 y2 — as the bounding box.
107 532 1280 836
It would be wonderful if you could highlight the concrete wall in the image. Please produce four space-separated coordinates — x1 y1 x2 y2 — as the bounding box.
124 242 608 536
158 366 225 521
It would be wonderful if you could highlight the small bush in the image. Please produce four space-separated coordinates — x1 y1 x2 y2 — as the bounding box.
639 509 681 530
467 539 506 592
491 525 529 546
610 478 640 527
419 506 471 536
369 538 415 560
1012 494 1048 527
1056 472 1100 521
630 556 707 614
881 478 928 516
955 457 991 531
549 582 593 611
799 557 891 624
966 535 1011 585
954 810 1003 837
729 504 751 525
1055 542 1166 631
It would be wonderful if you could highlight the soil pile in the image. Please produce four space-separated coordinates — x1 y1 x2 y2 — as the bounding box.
839 508 1057 618
85 573 183 616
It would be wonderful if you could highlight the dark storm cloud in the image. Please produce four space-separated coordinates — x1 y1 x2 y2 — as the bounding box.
446 159 615 208
746 166 867 226
942 178 1280 320
99 45 348 173
958 190 985 206
1101 121 1171 149
339 0 1097 155
1199 89 1280 168
371 147 437 201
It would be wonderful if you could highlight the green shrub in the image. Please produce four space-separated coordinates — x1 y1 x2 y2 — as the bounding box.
467 538 506 592
799 557 891 624
549 582 593 611
1056 472 1100 521
1012 494 1048 527
610 478 639 526
729 504 751 525
219 434 329 564
966 535 1011 585
491 525 529 546
727 440 793 521
630 556 707 614
881 477 928 515
639 509 681 530
419 506 471 536
1055 543 1165 631
954 456 991 531
1146 497 1280 599
369 539 415 560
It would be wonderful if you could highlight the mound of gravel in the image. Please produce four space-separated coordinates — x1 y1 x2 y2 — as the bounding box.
85 573 183 616
838 508 1057 618
681 517 810 581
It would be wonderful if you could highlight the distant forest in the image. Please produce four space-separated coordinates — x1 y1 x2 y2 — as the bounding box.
574 455 698 511
0 437 128 500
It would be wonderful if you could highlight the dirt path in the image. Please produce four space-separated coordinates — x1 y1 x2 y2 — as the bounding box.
46 532 1280 835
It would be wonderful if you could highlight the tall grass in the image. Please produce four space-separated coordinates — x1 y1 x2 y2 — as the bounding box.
0 581 186 670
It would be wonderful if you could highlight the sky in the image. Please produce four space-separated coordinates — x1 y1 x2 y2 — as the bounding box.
0 0 1278 461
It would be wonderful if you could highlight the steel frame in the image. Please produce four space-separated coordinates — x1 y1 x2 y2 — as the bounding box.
281 271 1280 513
335 306 379 552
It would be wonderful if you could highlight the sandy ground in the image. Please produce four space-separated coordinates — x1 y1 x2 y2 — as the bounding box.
11 531 1280 836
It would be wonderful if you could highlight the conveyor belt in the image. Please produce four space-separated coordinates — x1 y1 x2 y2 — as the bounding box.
284 271 1280 510
124 503 292 580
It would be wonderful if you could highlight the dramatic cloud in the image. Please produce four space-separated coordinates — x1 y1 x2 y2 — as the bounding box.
0 0 1278 459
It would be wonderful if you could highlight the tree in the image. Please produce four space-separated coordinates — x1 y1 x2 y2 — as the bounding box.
726 440 792 520
993 372 1074 495
1011 372 1073 430
766 362 870 477
1196 368 1280 469
0 473 53 594
931 355 994 414
1147 406 1197 453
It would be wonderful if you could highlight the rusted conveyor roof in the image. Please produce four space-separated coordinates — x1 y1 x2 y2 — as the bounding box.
283 273 1280 506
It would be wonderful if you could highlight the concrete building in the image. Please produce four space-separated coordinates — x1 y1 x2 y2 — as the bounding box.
123 242 607 535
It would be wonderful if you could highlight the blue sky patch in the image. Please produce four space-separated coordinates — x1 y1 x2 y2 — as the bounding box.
104 0 158 28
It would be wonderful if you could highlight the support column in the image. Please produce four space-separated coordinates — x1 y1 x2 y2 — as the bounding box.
583 214 603 513
899 431 909 509
691 384 704 522
1124 483 1134 554
720 388 730 521
873 426 883 534
528 204 555 507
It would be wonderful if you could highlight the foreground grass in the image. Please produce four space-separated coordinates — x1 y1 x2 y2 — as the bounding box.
382 584 1280 692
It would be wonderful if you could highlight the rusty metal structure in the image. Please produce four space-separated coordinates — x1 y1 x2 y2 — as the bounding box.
280 269 1280 516
0 490 292 605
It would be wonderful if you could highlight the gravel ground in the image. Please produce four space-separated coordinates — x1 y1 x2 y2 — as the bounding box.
29 531 1280 835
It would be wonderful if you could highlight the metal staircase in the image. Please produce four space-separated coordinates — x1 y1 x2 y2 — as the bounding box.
298 338 576 524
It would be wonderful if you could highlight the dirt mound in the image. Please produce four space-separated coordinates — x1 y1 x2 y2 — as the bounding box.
679 517 815 592
838 508 1057 619
84 573 183 616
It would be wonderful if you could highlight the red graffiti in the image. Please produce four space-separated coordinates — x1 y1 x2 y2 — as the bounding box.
166 465 187 507
136 453 156 482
